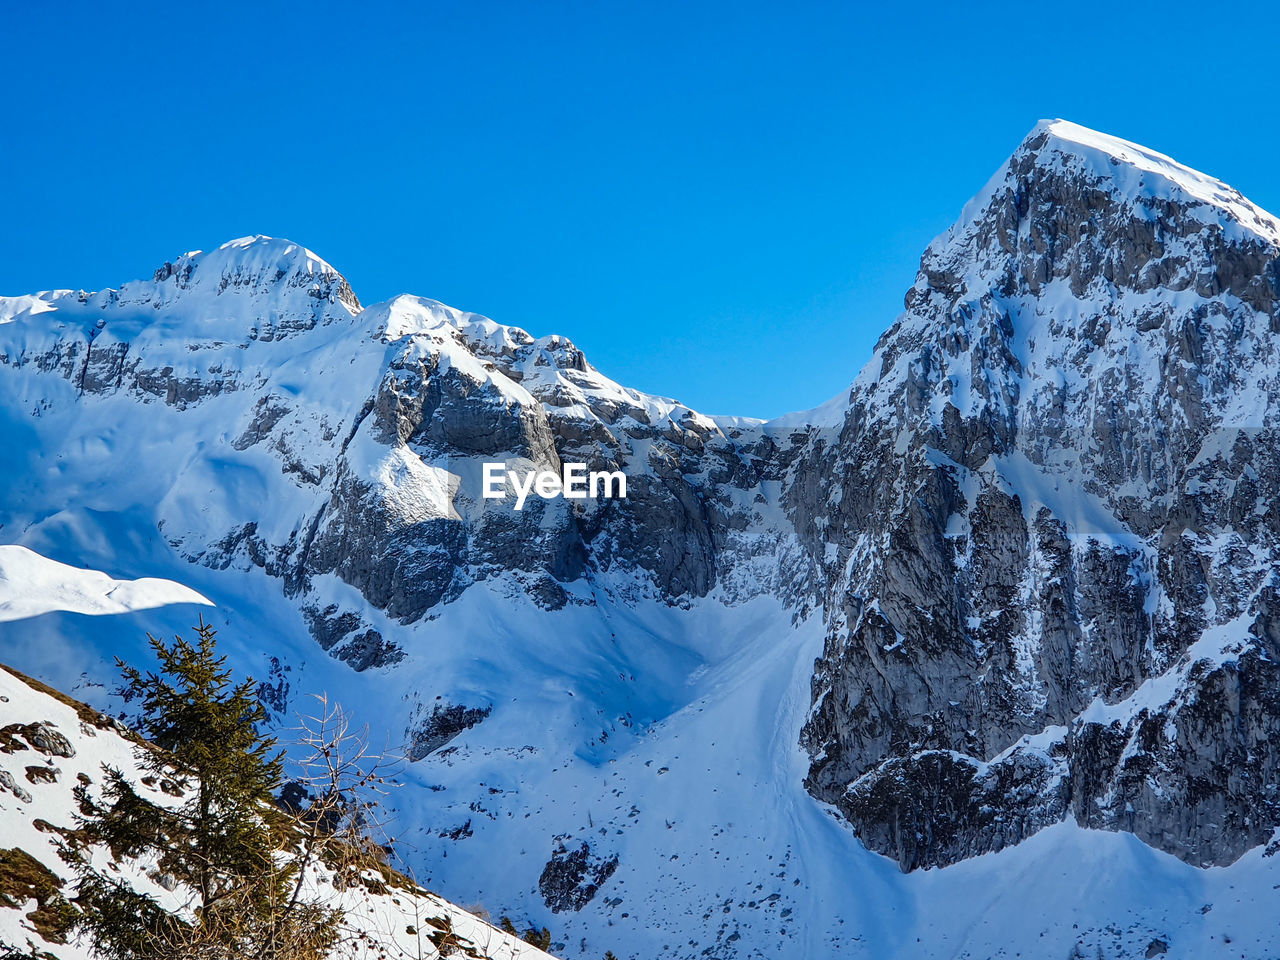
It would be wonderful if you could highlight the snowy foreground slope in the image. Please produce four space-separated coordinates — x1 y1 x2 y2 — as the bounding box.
3 121 1280 958
0 641 554 960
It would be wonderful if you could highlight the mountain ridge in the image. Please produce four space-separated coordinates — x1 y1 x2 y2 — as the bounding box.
4 119 1280 959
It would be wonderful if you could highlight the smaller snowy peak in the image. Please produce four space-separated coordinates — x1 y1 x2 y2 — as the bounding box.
369 294 594 379
370 294 535 355
367 294 736 437
0 236 365 344
363 294 543 413
141 234 362 315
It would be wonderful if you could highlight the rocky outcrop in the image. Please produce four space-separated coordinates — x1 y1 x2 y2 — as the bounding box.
407 702 493 761
538 840 619 913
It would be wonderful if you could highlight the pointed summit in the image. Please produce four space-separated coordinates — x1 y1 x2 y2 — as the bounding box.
1017 120 1280 241
914 120 1280 312
946 120 1280 253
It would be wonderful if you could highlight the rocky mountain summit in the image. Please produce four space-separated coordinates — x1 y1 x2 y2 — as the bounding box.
798 120 1280 870
3 120 1280 958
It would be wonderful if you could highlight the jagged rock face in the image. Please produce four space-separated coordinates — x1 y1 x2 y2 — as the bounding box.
538 840 620 913
291 297 807 624
799 121 1280 870
405 701 493 761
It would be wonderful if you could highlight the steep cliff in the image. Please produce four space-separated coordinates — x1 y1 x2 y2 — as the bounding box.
800 120 1280 869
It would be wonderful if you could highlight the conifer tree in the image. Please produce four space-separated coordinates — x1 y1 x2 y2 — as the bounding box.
69 618 338 960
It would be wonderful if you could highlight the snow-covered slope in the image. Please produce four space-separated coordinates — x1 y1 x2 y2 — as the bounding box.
0 545 211 623
6 554 1280 960
0 655 554 960
4 121 1280 959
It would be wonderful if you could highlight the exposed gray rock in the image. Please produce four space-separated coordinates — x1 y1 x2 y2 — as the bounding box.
0 769 33 803
406 702 492 761
301 605 404 672
14 722 76 759
538 840 619 913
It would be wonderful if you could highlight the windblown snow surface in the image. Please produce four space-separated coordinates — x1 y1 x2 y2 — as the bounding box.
0 545 211 623
2 123 1280 959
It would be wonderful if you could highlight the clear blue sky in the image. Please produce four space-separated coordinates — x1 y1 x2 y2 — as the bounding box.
4 1 1278 419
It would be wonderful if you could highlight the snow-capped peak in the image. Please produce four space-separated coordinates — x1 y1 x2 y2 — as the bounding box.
185 234 350 283
947 118 1280 252
1028 119 1280 239
0 235 365 346
142 234 362 314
